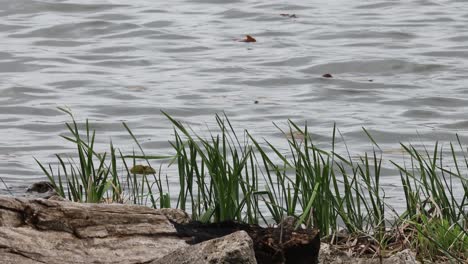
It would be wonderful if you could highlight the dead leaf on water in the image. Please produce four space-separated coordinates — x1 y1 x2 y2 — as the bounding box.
286 130 306 140
130 165 156 174
239 35 256 43
382 147 406 155
126 86 147 92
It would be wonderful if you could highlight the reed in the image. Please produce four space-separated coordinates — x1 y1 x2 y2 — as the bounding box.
164 112 261 223
394 140 468 261
36 108 172 205
0 177 12 196
36 111 467 262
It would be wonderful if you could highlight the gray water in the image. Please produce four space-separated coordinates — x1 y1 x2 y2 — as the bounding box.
1 0 467 207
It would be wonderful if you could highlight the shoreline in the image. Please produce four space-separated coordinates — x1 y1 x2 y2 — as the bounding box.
0 195 433 264
2 113 466 263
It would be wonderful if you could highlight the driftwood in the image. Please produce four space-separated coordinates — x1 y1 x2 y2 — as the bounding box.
0 196 193 263
0 195 320 264
0 196 260 264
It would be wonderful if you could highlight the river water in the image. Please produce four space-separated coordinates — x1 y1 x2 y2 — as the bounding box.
1 0 467 209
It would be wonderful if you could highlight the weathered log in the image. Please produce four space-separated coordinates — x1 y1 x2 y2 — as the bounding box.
0 195 191 263
0 195 318 264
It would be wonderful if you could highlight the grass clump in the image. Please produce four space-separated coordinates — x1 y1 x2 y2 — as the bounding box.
36 108 172 206
166 112 260 223
36 110 467 262
393 141 468 261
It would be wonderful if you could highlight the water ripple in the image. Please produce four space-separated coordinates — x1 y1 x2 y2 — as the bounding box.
1 0 467 205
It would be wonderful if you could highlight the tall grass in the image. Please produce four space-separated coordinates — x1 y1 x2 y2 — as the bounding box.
37 111 467 262
36 108 172 205
393 140 468 261
165 112 261 223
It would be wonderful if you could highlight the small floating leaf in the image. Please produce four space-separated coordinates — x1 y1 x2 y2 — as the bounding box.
130 165 156 174
240 35 256 43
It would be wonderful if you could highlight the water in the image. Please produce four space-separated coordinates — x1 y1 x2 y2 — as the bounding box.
1 0 467 208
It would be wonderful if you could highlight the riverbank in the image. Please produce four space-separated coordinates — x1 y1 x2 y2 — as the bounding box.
11 112 468 263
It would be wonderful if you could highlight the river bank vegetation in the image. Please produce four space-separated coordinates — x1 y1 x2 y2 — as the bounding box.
36 108 467 263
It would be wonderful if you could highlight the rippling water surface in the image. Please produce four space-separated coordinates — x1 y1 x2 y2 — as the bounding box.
1 0 467 207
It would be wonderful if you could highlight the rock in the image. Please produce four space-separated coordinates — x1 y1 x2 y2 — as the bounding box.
26 181 57 199
170 220 320 264
0 195 190 263
152 231 257 264
319 243 420 264
386 249 419 264
319 243 349 264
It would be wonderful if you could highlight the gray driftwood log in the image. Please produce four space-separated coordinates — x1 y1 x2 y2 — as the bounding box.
0 196 256 264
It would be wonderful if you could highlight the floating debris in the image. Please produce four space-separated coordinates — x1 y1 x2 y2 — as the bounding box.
322 73 333 78
254 100 259 104
239 35 256 43
286 130 306 140
126 85 147 91
280 13 297 18
130 165 156 174
26 181 57 199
